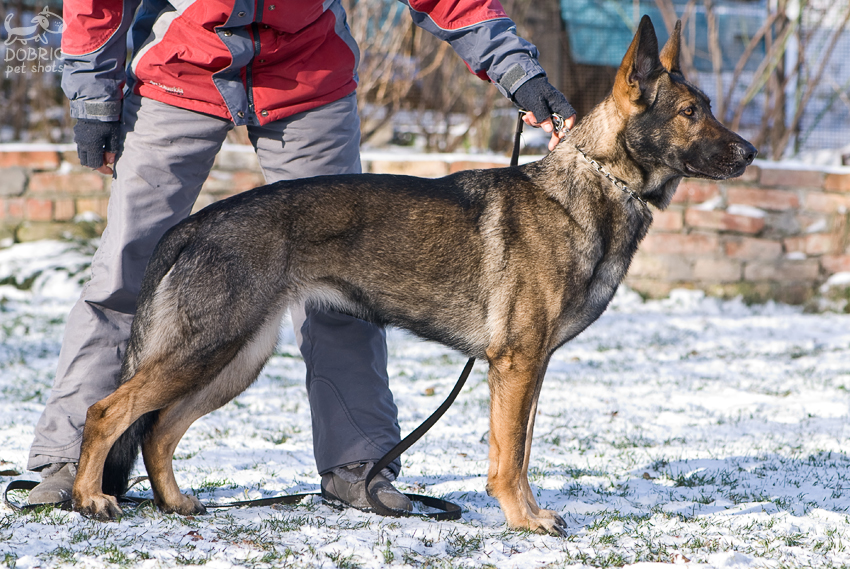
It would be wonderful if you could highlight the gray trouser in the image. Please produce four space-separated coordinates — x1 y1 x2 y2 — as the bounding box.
28 93 401 476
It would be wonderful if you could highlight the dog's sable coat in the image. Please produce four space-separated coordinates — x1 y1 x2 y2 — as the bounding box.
72 17 756 535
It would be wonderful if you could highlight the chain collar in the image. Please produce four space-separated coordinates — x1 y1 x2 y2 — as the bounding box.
575 146 649 209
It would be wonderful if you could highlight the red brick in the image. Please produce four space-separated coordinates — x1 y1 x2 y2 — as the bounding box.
737 164 760 183
29 172 106 194
805 233 838 255
744 260 820 282
76 197 109 219
25 198 53 221
693 258 742 282
370 160 450 177
624 278 677 299
805 192 850 213
822 255 850 274
726 187 799 210
685 209 765 234
641 233 720 256
449 161 507 173
759 167 824 188
783 236 805 254
796 213 825 233
231 171 266 193
629 253 693 281
825 173 850 193
61 151 81 167
670 180 720 204
6 198 24 219
651 209 684 232
0 151 60 169
54 199 76 221
785 233 839 256
724 237 783 260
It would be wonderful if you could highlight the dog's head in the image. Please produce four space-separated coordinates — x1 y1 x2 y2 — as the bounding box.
608 16 757 208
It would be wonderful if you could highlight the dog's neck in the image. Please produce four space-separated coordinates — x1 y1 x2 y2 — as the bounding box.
548 98 681 210
572 145 649 209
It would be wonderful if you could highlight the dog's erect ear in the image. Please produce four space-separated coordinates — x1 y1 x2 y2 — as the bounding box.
613 15 665 113
660 20 683 76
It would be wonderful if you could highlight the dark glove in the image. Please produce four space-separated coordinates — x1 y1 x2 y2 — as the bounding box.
511 75 576 130
73 119 121 169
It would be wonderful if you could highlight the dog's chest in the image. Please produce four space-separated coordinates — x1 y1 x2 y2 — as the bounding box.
550 214 647 348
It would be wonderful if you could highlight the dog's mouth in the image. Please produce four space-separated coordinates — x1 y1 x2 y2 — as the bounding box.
683 163 724 180
683 161 746 181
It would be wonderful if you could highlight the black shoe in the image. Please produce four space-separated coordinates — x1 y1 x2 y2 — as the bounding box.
321 462 412 512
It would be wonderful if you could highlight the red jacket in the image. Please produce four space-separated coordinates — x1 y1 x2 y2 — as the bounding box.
61 0 545 126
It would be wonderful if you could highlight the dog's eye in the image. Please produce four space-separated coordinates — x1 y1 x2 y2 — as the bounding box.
681 106 696 117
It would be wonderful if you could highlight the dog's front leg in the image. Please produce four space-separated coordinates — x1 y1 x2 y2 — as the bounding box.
486 350 566 536
519 361 567 531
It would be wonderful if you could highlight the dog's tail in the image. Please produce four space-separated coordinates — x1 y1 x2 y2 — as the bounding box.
101 411 156 496
100 220 201 496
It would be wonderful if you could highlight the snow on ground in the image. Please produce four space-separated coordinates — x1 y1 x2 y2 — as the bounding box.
1 240 850 568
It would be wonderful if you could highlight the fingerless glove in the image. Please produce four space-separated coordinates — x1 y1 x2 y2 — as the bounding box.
73 119 121 169
512 76 576 128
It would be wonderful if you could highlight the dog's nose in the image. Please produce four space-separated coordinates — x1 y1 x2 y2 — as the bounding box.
736 141 758 165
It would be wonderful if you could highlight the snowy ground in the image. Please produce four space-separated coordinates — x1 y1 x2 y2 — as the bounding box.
1 239 850 568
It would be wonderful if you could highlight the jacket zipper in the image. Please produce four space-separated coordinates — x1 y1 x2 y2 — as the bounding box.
246 22 261 122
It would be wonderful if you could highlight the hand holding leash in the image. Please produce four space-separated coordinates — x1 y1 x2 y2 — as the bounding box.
512 75 576 150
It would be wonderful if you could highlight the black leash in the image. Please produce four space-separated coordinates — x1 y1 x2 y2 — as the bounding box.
364 357 474 518
5 356 474 519
5 113 541 520
511 110 525 167
4 357 474 518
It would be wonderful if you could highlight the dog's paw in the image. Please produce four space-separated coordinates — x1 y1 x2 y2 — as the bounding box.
532 508 568 537
512 508 568 537
158 493 207 516
73 493 123 521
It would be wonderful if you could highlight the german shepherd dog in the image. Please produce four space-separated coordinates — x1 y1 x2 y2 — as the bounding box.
71 16 756 535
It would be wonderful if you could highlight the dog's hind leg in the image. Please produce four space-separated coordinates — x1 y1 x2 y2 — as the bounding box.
486 349 566 536
142 308 286 515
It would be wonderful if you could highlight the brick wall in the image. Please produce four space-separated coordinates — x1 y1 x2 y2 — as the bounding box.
1 144 848 304
630 164 850 304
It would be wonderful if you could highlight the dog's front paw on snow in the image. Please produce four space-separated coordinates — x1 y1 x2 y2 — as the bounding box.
157 493 206 516
512 509 569 537
530 509 569 537
73 492 123 521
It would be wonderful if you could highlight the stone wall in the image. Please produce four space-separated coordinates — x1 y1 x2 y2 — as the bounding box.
1 143 848 304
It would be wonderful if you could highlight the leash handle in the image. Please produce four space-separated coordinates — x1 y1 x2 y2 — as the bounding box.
512 110 568 168
3 479 147 512
3 480 59 512
364 357 475 517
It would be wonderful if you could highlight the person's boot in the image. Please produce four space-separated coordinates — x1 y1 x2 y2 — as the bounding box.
28 463 77 505
321 462 412 512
